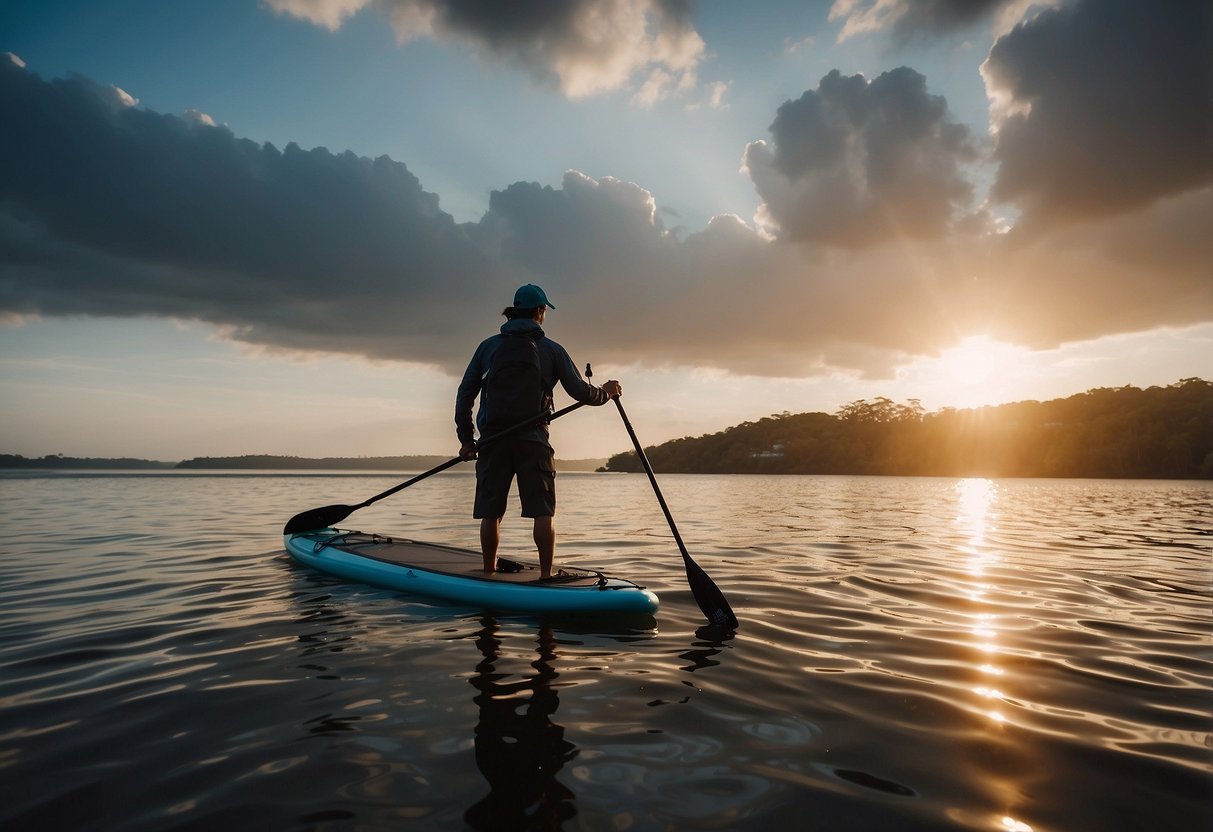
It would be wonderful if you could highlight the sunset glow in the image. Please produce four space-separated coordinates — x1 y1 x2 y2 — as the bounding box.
1 2 1209 460
940 337 1008 387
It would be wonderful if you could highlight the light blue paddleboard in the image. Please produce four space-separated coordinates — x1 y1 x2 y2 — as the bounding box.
285 530 659 615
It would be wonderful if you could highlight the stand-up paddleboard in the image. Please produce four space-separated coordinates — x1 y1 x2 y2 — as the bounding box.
285 529 660 615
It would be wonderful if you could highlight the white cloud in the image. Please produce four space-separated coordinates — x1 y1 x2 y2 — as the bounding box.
706 80 729 110
782 35 816 55
265 0 373 31
268 0 707 104
631 68 675 109
829 0 1025 42
742 67 978 247
183 108 217 127
109 85 138 108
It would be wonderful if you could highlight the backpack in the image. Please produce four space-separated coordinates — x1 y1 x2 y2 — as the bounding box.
482 332 549 435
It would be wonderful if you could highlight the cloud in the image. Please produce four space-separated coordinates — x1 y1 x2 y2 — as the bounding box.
267 0 374 30
983 188 1213 347
742 67 979 247
982 0 1213 227
682 79 730 112
480 182 977 376
829 0 1022 42
182 108 217 127
1 57 1209 385
0 59 502 367
266 0 707 102
705 80 729 110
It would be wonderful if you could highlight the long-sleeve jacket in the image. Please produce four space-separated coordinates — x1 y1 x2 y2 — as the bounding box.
455 318 609 449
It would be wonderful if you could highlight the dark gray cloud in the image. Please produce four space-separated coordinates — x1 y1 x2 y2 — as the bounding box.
891 0 1010 32
743 67 978 247
1 54 1209 383
405 0 696 52
0 57 505 365
267 0 705 101
976 188 1213 347
983 0 1213 225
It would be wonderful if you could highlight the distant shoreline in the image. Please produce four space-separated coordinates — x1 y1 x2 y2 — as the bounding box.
6 379 1208 479
0 453 609 473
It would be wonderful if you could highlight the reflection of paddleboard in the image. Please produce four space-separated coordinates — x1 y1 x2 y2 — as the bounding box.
285 530 660 615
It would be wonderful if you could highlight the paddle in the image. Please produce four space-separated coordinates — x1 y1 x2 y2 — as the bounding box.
596 368 738 629
282 401 587 534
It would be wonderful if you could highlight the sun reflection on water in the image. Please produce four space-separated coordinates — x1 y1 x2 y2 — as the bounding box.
952 478 1035 830
957 477 994 550
956 479 1004 720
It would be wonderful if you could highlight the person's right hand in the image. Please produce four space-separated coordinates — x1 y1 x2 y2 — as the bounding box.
603 380 622 399
459 442 478 461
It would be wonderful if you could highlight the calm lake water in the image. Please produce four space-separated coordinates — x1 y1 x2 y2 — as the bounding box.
0 470 1209 831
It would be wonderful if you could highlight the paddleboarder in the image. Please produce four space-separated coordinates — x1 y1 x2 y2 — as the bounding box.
456 284 621 578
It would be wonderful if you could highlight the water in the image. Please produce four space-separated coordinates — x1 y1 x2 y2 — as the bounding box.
0 471 1209 831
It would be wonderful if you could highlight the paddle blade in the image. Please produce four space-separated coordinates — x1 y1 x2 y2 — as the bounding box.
683 554 738 629
283 504 357 535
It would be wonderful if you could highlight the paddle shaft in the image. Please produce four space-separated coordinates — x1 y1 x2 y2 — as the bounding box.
357 400 587 511
611 396 738 628
611 398 691 558
283 401 587 533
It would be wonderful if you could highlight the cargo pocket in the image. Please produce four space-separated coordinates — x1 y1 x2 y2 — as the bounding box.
538 454 556 514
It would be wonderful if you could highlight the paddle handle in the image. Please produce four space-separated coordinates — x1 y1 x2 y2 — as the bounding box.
478 400 586 449
360 401 586 510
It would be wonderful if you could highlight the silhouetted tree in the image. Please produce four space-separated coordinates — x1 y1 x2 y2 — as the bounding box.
604 379 1212 479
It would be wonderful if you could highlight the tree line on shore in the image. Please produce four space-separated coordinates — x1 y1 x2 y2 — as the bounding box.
6 379 1209 478
602 378 1213 479
0 454 175 470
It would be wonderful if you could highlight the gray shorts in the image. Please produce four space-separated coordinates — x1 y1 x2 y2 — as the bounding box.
473 440 556 519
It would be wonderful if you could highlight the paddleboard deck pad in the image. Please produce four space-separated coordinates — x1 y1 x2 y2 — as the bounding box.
285 529 659 615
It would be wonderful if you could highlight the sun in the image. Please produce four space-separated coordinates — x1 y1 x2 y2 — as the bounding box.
942 335 1002 386
919 335 1028 409
899 335 1026 410
902 337 1033 412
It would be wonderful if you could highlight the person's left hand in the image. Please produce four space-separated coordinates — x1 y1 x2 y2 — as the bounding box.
603 380 622 399
459 442 478 461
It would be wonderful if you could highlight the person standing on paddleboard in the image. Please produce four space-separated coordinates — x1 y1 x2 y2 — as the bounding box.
455 284 622 578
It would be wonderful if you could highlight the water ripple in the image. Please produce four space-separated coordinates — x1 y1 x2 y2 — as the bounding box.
0 472 1209 830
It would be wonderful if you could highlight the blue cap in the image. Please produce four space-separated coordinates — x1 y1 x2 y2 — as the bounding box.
513 283 555 309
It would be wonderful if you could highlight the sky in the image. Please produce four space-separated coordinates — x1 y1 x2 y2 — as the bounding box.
1 0 1210 461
